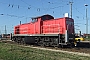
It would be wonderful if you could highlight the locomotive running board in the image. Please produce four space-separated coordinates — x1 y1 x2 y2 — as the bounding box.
13 34 59 37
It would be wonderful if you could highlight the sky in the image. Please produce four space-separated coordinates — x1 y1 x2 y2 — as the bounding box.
0 0 90 34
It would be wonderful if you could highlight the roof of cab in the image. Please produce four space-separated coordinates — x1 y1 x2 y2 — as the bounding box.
31 14 54 19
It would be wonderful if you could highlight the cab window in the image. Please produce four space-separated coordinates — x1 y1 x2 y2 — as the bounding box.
31 18 38 23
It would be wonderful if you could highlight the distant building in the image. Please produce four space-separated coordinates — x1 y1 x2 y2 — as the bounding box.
83 34 90 38
1 34 10 38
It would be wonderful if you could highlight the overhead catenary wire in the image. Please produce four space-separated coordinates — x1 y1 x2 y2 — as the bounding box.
0 1 31 9
73 6 85 19
0 0 88 20
0 13 32 19
0 0 65 17
0 1 88 21
0 1 63 11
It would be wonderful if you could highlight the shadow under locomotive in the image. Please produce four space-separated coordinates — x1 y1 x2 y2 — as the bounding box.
76 41 90 48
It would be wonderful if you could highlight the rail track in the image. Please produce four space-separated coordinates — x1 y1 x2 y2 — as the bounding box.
1 39 90 56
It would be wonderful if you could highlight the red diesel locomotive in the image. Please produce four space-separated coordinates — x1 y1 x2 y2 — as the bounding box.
12 14 75 47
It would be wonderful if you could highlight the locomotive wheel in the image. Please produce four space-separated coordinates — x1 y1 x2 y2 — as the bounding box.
21 38 26 45
58 44 64 48
41 42 45 47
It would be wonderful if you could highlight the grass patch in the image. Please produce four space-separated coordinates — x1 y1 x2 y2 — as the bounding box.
85 36 90 41
0 42 90 60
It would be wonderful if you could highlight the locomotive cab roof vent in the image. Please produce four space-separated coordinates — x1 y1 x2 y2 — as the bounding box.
64 13 69 17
